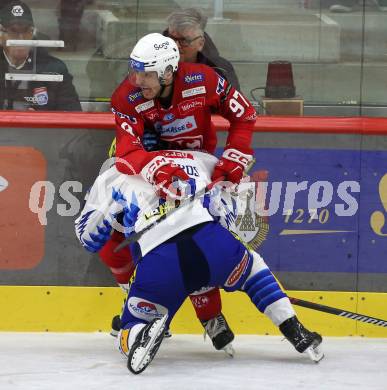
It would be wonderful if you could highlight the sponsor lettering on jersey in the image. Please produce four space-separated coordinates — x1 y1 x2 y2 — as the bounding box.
127 297 167 321
129 58 145 71
144 109 159 121
182 86 206 98
163 113 175 122
176 164 200 177
135 100 154 113
216 75 226 95
177 97 205 115
127 90 142 103
184 73 205 84
162 151 194 159
224 251 250 288
111 107 138 123
160 116 197 137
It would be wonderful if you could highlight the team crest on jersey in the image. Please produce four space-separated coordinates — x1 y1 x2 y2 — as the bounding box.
33 87 48 106
184 73 204 84
127 91 142 103
216 76 226 95
160 116 197 137
135 100 154 113
163 113 175 121
177 97 205 115
182 86 206 98
127 297 167 321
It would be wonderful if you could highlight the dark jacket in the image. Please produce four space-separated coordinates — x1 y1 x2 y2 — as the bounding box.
0 48 81 111
162 29 240 91
200 32 240 91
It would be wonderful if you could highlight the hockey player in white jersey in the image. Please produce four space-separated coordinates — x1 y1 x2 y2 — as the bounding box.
75 150 323 374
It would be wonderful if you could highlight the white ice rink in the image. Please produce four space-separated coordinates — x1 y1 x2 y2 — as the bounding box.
0 333 386 390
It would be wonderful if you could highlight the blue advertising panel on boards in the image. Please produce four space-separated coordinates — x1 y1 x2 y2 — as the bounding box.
217 148 387 275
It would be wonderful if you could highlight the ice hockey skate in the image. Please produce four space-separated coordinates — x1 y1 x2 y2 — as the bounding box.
127 314 168 374
202 313 235 357
279 316 324 363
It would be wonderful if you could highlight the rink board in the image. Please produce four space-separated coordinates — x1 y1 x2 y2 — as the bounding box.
1 118 387 339
1 128 387 292
1 286 387 337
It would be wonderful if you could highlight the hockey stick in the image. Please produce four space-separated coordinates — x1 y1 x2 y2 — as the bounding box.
289 297 387 328
113 176 226 253
114 157 258 253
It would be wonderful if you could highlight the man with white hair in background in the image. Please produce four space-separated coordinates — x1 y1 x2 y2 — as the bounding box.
164 7 240 90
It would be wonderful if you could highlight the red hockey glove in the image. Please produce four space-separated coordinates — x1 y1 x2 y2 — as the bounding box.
212 148 254 184
141 155 190 200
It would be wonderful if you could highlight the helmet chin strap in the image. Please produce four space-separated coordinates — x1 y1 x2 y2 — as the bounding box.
157 74 174 98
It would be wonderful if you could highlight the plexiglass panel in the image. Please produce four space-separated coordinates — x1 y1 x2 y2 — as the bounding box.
0 0 386 114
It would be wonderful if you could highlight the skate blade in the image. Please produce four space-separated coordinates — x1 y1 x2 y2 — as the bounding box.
130 314 168 373
305 344 324 363
222 343 235 358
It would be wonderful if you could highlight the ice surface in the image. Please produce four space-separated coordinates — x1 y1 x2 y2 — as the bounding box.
0 333 386 390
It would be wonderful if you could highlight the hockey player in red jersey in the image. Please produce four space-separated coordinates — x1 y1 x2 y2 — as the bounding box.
103 32 256 352
111 33 256 187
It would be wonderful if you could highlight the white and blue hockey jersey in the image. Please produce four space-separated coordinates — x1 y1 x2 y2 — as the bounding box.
75 150 236 256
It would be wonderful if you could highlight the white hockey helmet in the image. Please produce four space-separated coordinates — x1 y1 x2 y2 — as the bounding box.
129 33 180 80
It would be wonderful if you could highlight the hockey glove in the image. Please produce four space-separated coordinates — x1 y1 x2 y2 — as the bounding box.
141 155 190 200
212 148 254 184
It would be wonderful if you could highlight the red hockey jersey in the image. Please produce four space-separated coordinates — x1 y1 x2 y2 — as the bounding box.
111 61 257 175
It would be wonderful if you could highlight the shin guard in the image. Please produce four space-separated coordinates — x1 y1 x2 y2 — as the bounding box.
243 252 295 325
